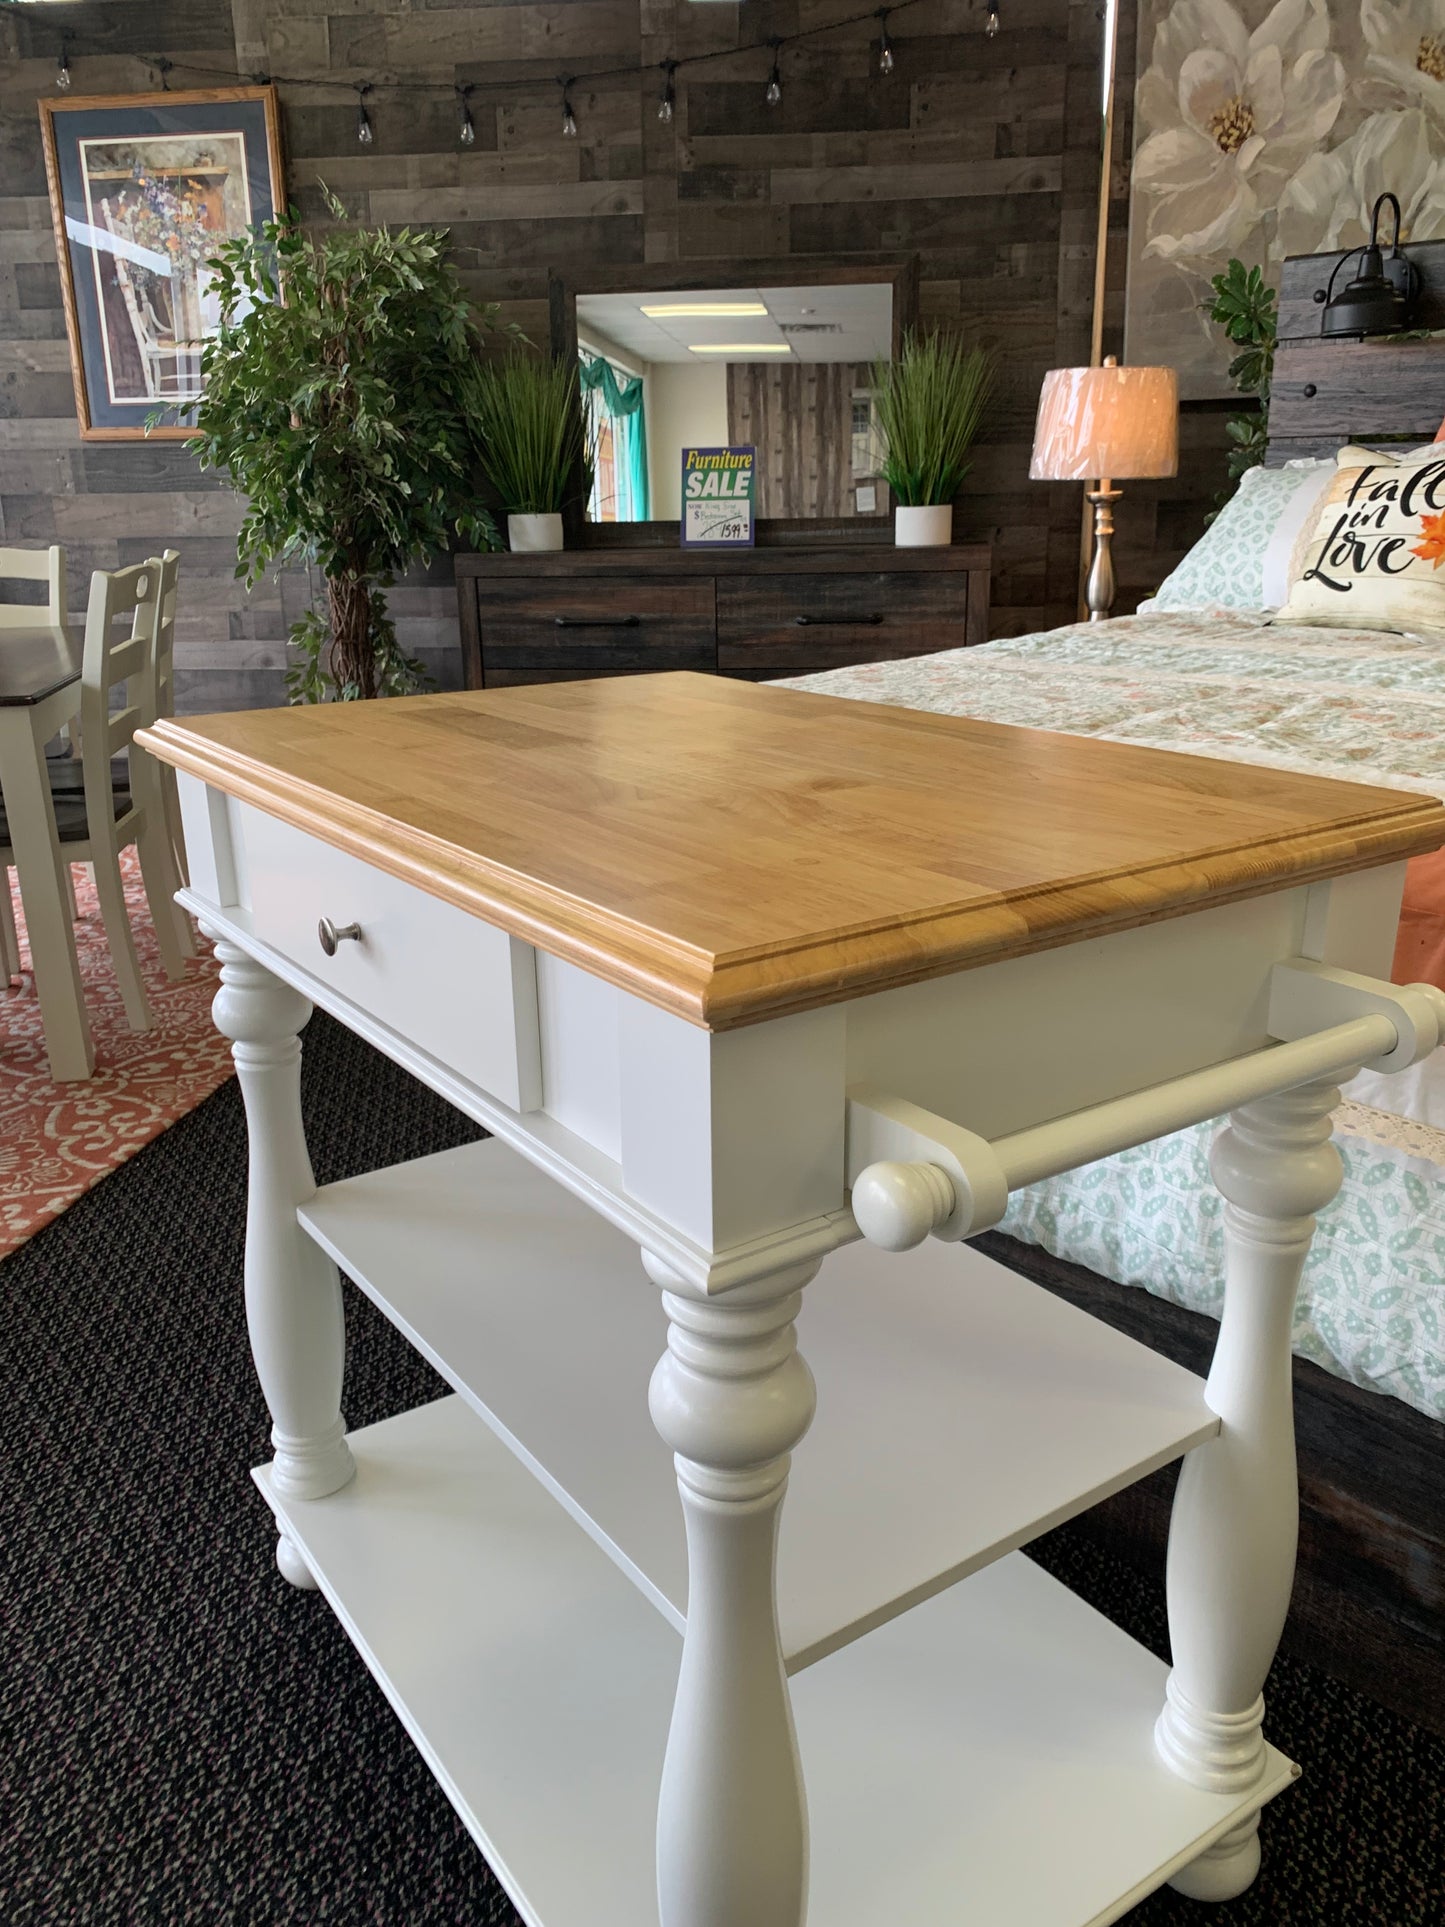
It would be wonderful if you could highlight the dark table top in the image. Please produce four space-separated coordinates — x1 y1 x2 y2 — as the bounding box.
0 624 83 708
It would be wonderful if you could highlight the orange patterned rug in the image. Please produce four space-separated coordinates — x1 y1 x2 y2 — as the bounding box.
0 850 233 1260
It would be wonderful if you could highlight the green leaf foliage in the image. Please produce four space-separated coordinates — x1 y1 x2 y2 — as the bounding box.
468 348 588 515
192 190 506 699
1203 258 1278 496
868 330 995 507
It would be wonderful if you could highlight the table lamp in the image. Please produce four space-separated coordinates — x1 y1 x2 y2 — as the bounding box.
1030 356 1178 621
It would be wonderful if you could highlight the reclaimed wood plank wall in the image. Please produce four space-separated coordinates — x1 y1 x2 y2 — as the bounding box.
0 0 1227 713
727 362 864 519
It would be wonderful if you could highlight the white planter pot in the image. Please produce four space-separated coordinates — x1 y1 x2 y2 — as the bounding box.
507 513 564 553
894 503 953 547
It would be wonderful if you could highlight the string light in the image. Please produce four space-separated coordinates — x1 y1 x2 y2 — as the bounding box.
986 0 1001 37
29 3 933 143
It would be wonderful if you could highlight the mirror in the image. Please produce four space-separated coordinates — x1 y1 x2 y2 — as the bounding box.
555 264 911 527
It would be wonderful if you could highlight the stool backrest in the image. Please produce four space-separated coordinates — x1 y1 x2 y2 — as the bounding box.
0 545 66 630
79 563 164 838
154 549 180 718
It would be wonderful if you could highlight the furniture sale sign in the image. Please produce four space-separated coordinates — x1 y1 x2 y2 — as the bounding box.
681 446 756 548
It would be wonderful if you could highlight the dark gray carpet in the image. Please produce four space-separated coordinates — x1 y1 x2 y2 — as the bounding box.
3 1012 1441 1924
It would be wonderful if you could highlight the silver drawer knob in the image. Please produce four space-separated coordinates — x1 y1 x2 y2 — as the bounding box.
317 917 362 957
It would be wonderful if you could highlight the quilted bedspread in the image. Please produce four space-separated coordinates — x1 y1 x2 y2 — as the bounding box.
783 610 1445 1419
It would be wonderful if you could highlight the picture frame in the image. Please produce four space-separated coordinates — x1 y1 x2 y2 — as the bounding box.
38 86 284 441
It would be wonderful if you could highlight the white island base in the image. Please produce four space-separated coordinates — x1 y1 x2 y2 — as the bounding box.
255 1140 1296 1927
259 1398 1294 1927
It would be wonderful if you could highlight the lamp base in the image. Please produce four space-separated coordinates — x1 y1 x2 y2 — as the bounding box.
1085 484 1122 622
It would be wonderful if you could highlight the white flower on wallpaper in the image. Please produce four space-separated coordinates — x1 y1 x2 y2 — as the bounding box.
1277 107 1445 254
1358 0 1445 125
1126 0 1445 395
1134 0 1344 262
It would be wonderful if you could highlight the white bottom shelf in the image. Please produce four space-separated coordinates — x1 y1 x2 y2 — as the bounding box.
257 1396 1296 1927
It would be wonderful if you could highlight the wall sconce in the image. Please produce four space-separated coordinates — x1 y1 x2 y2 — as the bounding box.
1319 191 1421 339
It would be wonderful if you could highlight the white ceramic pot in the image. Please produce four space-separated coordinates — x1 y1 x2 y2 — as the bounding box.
894 503 953 547
507 512 564 553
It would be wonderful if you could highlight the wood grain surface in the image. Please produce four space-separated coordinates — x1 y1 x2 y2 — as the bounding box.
457 544 991 688
139 672 1445 1029
1267 239 1445 463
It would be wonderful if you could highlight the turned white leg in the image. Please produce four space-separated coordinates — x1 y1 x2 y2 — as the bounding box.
1156 1077 1344 1899
210 934 355 1587
646 1252 819 1927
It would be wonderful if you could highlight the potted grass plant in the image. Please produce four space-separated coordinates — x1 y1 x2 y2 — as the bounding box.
470 348 588 551
870 331 995 547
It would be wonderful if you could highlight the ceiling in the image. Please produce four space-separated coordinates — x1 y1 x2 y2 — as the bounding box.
575 284 893 367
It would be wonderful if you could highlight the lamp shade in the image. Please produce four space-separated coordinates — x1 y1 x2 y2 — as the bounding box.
1030 358 1179 482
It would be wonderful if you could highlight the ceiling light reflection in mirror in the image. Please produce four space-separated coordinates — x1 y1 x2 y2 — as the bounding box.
576 284 892 366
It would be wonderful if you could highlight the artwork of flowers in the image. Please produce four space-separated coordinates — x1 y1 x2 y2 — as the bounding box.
1125 1 1445 397
40 89 282 439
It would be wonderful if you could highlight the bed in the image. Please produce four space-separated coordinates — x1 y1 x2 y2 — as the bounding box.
786 607 1445 1420
782 240 1445 1727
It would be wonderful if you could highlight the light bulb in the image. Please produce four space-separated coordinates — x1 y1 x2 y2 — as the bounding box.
880 44 895 74
458 98 476 146
57 52 72 91
562 104 578 137
986 3 1001 37
658 88 674 123
357 110 373 145
766 69 783 106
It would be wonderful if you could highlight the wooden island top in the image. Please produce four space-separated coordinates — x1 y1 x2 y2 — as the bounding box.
138 671 1445 1029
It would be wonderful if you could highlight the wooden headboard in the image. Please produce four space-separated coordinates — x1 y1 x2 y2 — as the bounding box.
1266 239 1445 463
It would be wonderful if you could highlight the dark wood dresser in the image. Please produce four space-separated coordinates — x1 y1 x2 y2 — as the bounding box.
454 542 991 689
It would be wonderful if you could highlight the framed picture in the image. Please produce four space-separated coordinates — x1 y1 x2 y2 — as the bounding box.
38 86 283 440
1124 2 1445 398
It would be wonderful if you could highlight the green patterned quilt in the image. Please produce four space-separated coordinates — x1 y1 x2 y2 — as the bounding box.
783 610 1445 1420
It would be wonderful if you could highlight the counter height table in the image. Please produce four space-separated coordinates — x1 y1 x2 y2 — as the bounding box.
0 623 92 1079
139 673 1445 1927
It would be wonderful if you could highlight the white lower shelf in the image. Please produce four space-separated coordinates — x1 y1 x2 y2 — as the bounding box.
299 1140 1218 1671
257 1396 1296 1927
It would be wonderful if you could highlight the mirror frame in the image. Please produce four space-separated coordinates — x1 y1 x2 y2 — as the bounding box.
550 253 920 546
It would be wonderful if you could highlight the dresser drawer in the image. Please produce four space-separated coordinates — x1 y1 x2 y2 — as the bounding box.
717 571 975 672
241 807 540 1112
477 577 715 682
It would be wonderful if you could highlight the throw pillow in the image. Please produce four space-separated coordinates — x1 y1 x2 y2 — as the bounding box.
1147 460 1332 614
1274 445 1445 636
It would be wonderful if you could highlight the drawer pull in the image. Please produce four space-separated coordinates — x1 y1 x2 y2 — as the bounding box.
317 917 362 957
793 613 885 627
553 614 642 629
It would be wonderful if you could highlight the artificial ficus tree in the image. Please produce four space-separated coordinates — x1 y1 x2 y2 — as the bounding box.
193 192 505 701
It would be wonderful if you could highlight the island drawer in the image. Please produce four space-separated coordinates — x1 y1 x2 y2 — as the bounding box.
240 806 540 1113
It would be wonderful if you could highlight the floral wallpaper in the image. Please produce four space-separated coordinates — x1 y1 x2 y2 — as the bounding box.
1125 0 1445 396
